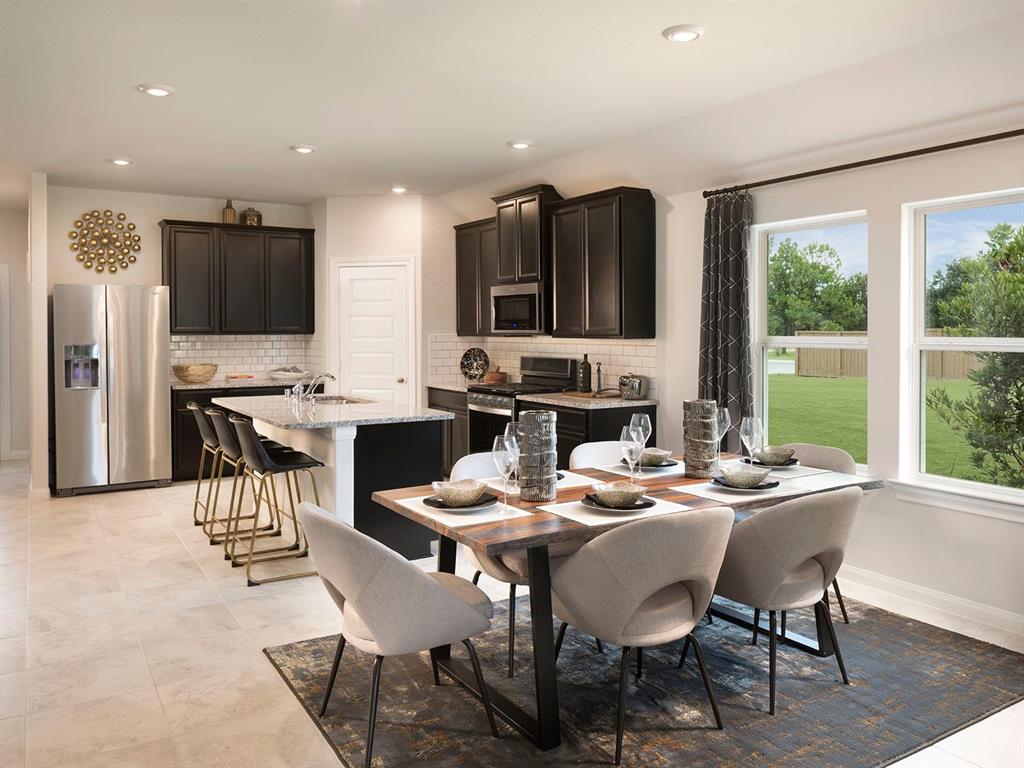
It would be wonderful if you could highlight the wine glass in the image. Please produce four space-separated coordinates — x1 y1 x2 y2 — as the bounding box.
739 416 763 459
716 407 732 449
503 421 520 494
629 413 653 476
492 435 519 512
619 426 644 483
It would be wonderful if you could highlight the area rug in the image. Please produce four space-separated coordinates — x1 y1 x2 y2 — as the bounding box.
264 596 1023 767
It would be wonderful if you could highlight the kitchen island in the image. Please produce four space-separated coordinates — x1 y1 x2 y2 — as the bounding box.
212 394 452 558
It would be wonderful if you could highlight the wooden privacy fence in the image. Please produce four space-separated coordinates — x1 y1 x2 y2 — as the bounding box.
791 331 979 380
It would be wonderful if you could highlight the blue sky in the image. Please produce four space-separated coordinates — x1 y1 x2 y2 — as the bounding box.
767 201 1022 280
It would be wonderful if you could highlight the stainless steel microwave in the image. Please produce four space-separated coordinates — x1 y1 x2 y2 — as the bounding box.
491 283 542 335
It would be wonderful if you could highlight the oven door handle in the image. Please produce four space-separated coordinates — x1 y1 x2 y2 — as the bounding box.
468 403 513 417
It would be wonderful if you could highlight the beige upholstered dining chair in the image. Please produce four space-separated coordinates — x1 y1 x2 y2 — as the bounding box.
711 486 862 715
550 507 735 765
297 502 499 767
450 452 581 676
783 442 858 624
568 440 623 470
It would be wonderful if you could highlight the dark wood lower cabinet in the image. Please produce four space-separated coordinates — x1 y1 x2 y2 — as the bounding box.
518 402 658 470
427 387 469 476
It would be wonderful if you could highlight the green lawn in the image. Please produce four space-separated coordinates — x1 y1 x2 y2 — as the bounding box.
766 375 988 483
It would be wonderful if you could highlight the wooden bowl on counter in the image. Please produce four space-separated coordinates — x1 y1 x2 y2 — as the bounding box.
172 363 218 384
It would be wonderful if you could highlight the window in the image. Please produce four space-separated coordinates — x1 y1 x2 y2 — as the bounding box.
752 214 869 463
911 193 1024 493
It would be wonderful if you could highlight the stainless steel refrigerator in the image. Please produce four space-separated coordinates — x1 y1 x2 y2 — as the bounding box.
51 284 172 494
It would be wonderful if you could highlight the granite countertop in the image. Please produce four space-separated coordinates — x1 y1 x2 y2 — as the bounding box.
516 392 659 410
426 382 469 393
211 394 454 429
171 375 298 391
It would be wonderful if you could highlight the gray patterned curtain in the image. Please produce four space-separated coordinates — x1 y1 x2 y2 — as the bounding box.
698 191 753 453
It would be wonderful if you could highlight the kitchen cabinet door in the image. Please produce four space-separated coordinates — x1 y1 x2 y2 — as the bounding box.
266 232 312 333
455 226 481 336
583 196 621 337
220 230 265 333
163 225 217 333
551 204 584 336
478 220 498 335
495 200 518 283
516 193 541 281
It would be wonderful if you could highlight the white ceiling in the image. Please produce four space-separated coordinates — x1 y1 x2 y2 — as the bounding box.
0 1 1021 208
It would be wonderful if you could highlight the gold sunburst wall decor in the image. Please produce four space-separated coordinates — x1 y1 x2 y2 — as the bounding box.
68 209 141 274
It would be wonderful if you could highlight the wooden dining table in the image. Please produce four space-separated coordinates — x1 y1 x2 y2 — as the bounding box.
371 455 883 751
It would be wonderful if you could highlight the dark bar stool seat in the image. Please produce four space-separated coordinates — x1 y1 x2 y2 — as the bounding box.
227 414 322 586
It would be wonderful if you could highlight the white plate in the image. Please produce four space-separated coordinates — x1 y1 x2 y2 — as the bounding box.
268 370 309 381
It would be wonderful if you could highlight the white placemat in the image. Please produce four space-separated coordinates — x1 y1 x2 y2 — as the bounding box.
599 461 690 479
538 496 696 527
730 459 831 479
671 471 867 504
397 495 532 528
776 471 868 492
483 470 596 494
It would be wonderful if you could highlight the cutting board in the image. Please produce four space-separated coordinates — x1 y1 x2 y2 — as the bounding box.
560 389 621 399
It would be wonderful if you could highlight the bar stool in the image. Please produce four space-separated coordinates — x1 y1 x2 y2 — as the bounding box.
187 402 221 528
204 408 281 548
227 415 322 586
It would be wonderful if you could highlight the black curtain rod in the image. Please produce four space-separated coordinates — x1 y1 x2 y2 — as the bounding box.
702 128 1024 199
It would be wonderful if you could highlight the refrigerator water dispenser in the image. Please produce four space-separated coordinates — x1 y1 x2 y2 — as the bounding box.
64 344 100 389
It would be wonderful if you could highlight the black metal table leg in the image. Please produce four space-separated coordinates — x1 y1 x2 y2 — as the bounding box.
526 545 562 750
432 536 457 663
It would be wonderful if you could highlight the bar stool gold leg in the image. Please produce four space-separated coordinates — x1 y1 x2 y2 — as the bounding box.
191 446 208 525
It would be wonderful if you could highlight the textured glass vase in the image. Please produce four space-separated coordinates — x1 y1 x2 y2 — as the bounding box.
683 399 720 478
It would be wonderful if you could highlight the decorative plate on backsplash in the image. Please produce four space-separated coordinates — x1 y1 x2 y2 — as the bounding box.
460 347 490 381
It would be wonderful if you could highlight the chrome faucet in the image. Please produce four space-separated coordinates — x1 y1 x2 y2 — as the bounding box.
303 372 337 401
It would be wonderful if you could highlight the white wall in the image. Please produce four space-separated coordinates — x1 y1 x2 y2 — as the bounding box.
47 186 310 289
0 208 29 455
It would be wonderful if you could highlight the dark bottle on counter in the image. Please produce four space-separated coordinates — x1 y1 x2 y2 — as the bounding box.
578 354 592 393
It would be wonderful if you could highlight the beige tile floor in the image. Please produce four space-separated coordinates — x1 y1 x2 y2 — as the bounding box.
0 459 1020 767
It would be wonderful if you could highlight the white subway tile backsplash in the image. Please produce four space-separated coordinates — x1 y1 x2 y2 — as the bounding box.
169 333 314 375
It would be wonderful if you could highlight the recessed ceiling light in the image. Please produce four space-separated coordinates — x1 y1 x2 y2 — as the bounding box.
507 140 533 150
391 186 407 194
108 158 133 166
662 24 704 43
136 83 175 97
290 144 316 154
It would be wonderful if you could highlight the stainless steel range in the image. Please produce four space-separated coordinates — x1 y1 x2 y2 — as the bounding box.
466 356 576 453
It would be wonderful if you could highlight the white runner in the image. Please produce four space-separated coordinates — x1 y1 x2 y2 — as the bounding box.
598 461 690 480
538 496 696 527
397 495 532 528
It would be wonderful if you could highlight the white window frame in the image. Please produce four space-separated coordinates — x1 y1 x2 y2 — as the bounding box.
749 211 869 468
900 188 1024 510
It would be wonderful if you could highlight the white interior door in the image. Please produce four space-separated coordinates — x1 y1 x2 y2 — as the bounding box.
337 263 411 404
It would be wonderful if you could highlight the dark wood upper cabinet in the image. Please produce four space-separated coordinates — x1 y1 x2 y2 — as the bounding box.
550 187 655 339
491 185 563 284
220 230 265 333
266 232 311 333
162 225 217 333
160 220 314 335
454 217 497 336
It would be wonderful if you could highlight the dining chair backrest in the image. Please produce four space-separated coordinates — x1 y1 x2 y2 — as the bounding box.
716 486 862 609
451 452 498 481
205 408 242 462
187 402 219 449
783 443 856 474
297 502 490 656
551 507 734 640
568 440 622 470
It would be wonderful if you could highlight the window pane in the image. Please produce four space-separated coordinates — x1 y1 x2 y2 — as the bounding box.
924 200 1024 338
765 347 867 463
766 222 867 335
922 350 1024 490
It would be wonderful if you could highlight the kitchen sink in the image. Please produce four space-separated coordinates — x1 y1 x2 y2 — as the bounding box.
309 394 373 405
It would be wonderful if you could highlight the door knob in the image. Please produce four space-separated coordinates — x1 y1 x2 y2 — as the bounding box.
396 377 406 383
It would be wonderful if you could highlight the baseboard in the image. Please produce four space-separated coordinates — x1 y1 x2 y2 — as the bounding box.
839 563 1024 640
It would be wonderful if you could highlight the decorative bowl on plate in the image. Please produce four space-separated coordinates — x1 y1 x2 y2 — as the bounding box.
591 481 646 508
430 479 487 507
172 363 218 384
640 447 673 467
460 348 490 381
751 446 795 466
717 465 771 489
268 366 310 382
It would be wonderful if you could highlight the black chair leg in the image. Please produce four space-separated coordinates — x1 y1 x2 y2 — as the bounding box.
463 639 500 738
472 570 481 586
689 633 723 729
819 599 850 684
677 635 691 669
428 647 440 686
554 621 568 661
365 655 384 768
319 634 346 717
706 611 714 625
832 578 850 624
752 608 761 645
595 637 605 654
507 583 516 678
615 647 631 766
769 610 777 715
780 611 787 641
635 647 643 679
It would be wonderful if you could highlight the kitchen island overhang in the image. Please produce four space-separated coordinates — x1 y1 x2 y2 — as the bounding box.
211 394 453 558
